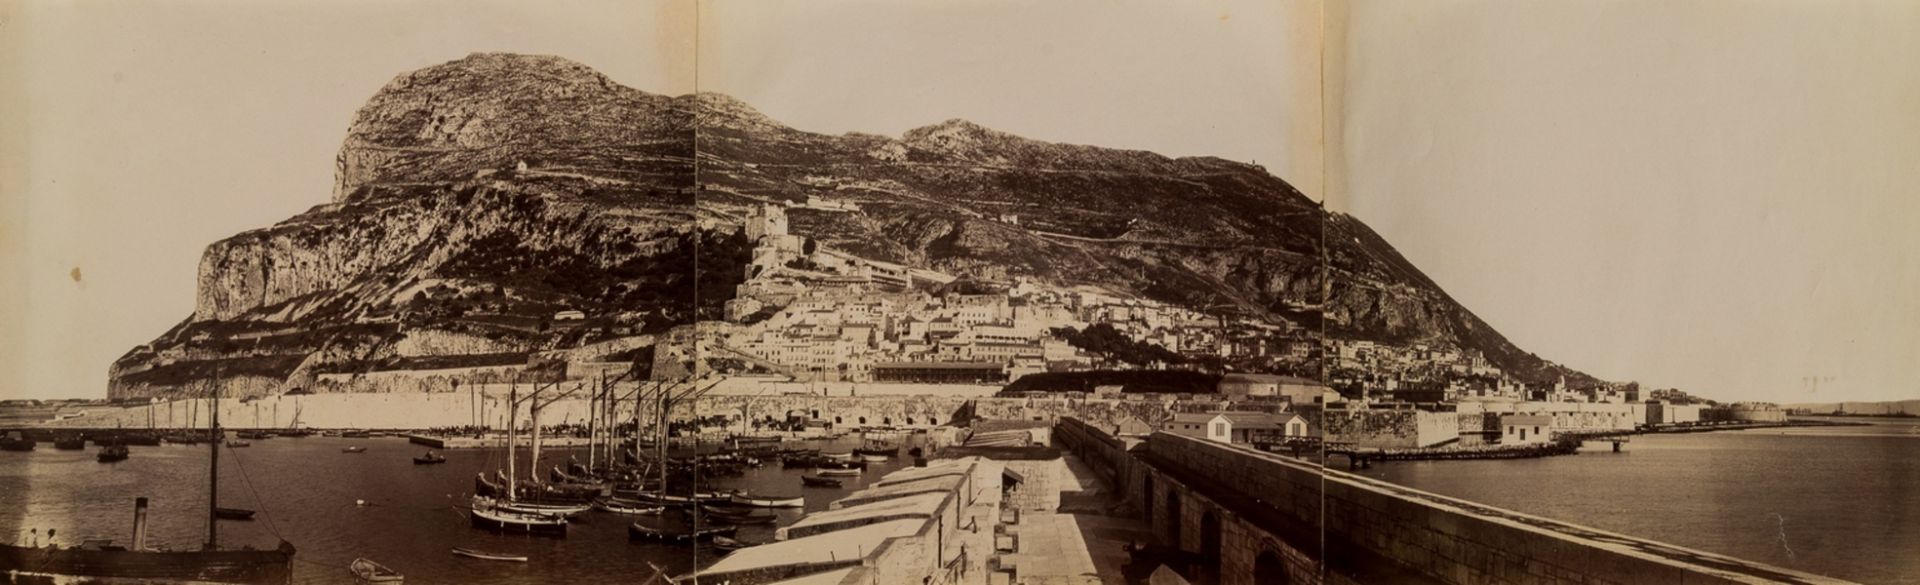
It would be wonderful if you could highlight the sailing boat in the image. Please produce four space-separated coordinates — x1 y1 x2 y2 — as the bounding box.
0 374 296 583
469 381 570 536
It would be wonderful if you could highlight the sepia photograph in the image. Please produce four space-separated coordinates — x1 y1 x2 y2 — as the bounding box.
1 0 1915 584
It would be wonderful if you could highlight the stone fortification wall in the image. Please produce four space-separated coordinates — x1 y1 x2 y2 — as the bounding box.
1318 409 1458 448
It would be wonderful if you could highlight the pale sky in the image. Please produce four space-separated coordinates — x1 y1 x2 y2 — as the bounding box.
1330 0 1920 404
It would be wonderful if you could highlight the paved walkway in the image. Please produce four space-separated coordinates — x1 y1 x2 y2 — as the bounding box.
1002 452 1151 585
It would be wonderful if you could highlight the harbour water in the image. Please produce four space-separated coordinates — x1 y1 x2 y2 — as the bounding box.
1362 417 1920 585
0 434 922 584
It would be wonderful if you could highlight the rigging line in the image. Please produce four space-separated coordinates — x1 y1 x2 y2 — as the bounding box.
218 444 287 542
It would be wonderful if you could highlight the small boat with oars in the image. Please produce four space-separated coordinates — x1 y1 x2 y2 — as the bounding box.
627 522 736 544
413 451 447 465
854 442 898 457
711 535 750 552
728 492 804 508
594 499 664 516
226 440 252 448
703 510 777 525
97 444 131 463
801 475 842 488
451 547 527 563
214 507 256 521
341 446 368 454
349 557 403 583
814 466 861 477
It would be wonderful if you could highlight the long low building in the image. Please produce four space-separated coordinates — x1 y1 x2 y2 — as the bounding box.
691 458 1001 585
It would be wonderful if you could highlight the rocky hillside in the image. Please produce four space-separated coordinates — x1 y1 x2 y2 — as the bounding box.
110 52 1591 398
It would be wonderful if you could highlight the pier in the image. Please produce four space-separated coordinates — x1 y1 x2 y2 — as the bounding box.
1057 417 1856 585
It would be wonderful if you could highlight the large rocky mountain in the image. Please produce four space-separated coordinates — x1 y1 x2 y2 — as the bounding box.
109 53 1590 398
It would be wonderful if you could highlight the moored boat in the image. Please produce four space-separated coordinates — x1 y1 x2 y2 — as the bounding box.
473 496 589 518
342 446 368 453
728 492 804 508
593 499 664 515
854 443 898 457
814 467 861 477
0 371 298 583
801 475 842 488
859 453 889 463
1 432 36 452
349 557 403 583
226 440 252 448
451 547 528 562
413 451 447 465
97 444 131 463
469 499 568 536
711 535 749 551
627 522 736 544
53 437 86 450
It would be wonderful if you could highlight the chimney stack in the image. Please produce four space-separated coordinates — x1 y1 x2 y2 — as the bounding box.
131 497 150 551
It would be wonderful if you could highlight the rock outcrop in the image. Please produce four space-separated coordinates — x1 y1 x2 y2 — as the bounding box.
111 52 1592 399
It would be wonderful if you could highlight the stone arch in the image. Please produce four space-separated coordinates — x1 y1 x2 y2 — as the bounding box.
1200 510 1223 585
882 416 892 425
906 417 916 425
835 416 843 424
1165 490 1183 549
858 416 867 425
1254 549 1290 585
928 417 938 425
811 409 821 419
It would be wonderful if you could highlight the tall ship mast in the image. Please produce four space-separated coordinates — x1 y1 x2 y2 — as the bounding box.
0 372 297 583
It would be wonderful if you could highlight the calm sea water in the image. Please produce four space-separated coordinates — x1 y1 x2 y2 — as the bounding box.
1361 417 1920 585
0 434 920 584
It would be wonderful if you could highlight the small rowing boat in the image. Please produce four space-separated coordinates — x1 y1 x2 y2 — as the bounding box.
342 446 367 453
413 452 447 465
801 475 842 488
728 492 804 508
451 547 528 562
814 467 861 477
349 557 403 583
627 522 736 544
711 535 750 551
593 499 664 516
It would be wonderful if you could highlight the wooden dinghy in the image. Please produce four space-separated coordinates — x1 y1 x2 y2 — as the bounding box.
450 547 528 562
728 492 804 508
349 557 403 583
627 522 736 544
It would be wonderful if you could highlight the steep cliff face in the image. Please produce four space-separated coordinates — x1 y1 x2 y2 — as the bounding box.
112 52 1592 399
